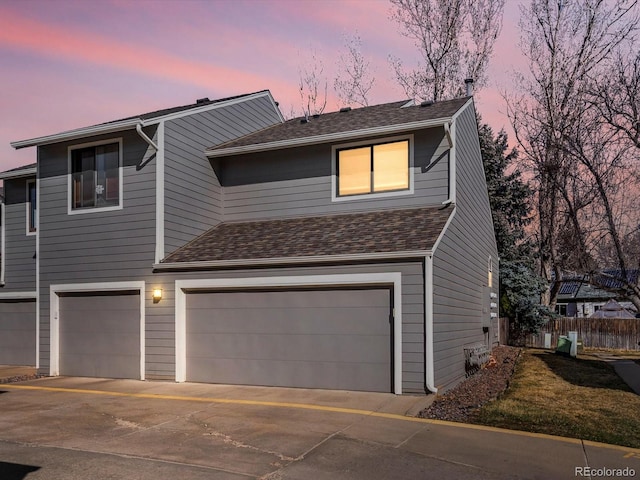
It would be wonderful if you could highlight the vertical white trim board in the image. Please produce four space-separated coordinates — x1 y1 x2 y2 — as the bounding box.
49 281 146 379
175 273 404 394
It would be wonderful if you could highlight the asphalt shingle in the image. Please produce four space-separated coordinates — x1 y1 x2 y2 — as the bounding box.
162 205 453 264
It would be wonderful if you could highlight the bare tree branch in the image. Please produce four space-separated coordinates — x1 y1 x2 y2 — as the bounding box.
334 34 375 107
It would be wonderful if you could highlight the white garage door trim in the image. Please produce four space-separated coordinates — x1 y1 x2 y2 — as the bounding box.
50 281 145 379
175 273 403 394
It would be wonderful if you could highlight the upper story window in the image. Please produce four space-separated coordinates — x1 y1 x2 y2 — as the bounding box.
333 136 412 200
26 179 36 235
68 139 122 214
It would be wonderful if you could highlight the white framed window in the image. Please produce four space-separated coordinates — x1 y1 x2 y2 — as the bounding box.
68 138 123 215
332 135 413 201
26 179 36 235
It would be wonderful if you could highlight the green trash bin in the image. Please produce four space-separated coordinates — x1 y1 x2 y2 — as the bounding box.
556 336 572 355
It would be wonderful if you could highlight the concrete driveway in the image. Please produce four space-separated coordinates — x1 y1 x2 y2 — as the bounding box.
0 376 639 479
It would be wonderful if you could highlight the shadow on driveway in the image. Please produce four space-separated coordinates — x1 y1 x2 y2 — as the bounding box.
0 461 41 480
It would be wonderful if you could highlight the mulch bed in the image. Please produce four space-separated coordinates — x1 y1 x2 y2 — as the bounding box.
418 345 521 422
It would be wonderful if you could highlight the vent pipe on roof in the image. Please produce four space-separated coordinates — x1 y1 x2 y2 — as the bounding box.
465 78 474 96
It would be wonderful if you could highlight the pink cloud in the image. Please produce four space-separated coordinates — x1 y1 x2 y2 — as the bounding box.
0 9 292 99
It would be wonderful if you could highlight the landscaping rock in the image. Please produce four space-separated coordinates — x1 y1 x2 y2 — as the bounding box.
419 345 521 422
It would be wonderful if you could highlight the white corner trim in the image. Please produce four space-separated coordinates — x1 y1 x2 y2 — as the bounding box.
155 122 165 264
49 281 146 379
67 137 124 216
174 273 403 394
424 255 437 394
449 121 457 204
431 205 457 254
35 173 40 369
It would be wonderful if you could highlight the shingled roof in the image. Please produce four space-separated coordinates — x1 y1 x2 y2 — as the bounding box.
161 205 453 265
206 96 470 157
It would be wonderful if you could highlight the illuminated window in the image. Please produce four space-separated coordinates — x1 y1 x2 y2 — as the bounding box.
337 139 409 197
488 256 493 286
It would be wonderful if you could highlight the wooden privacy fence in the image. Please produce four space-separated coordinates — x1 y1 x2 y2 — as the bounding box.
524 317 640 351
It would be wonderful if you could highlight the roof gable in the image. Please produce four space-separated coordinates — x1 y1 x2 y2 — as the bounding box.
11 90 279 149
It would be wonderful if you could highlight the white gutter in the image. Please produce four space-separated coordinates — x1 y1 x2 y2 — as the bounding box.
11 119 141 150
206 117 452 158
154 249 432 271
0 167 37 180
10 91 278 150
424 205 458 394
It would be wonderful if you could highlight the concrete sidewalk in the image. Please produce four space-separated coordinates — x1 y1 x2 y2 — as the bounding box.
612 360 640 395
0 377 638 480
594 355 640 395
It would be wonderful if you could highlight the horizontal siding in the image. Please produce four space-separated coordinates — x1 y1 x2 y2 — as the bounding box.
37 129 157 374
163 95 282 255
1 178 36 292
221 128 450 222
432 104 498 392
146 261 426 393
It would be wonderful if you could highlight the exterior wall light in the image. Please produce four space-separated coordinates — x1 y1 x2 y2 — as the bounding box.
152 288 163 303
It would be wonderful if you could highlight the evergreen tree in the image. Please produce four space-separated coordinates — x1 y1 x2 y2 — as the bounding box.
478 120 553 342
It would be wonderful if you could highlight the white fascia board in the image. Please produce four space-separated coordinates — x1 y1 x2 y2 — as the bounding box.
431 205 457 253
11 120 141 150
141 91 280 126
154 250 432 271
0 167 37 180
205 117 451 158
10 91 280 150
451 97 474 123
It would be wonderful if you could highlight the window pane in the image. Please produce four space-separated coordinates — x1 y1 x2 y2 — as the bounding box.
338 147 370 195
96 144 119 205
28 182 36 231
373 141 408 192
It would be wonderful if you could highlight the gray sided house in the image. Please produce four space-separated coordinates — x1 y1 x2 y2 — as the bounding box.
2 91 498 395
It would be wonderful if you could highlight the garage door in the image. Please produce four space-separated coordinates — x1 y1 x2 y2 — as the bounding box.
0 299 36 366
186 288 392 392
59 291 140 379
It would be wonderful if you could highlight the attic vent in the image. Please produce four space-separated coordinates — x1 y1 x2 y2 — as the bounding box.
339 107 351 113
420 100 434 107
300 118 309 124
196 97 210 104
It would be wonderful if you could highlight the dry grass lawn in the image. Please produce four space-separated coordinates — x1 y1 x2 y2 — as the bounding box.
475 349 640 448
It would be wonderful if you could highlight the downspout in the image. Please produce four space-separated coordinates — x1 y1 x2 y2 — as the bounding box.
135 122 164 264
442 122 456 206
136 123 159 151
424 254 436 393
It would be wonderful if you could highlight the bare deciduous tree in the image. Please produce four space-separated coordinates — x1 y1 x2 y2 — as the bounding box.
298 49 328 118
389 0 505 102
508 0 640 309
334 34 375 107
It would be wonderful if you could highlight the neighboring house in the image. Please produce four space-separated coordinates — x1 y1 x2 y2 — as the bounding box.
1 90 498 395
589 299 636 319
555 271 639 317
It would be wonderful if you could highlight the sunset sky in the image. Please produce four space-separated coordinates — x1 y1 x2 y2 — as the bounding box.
0 0 524 171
